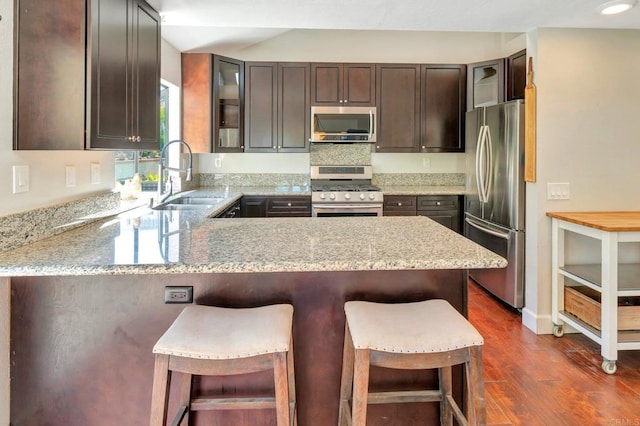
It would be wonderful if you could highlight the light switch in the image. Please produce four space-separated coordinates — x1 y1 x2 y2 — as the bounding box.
90 162 101 184
12 165 30 194
547 182 570 200
66 165 77 188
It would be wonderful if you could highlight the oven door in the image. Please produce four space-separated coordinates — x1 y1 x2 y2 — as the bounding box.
312 203 383 217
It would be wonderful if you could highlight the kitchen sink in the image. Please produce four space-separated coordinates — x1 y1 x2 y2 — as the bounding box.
152 203 217 211
168 197 225 205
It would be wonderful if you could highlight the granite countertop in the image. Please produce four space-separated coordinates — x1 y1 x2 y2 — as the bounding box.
0 188 505 276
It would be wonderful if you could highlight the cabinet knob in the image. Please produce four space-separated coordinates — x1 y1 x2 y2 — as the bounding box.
136 136 141 142
398 202 402 206
344 99 348 103
287 202 292 207
436 201 441 206
421 145 426 149
339 100 344 104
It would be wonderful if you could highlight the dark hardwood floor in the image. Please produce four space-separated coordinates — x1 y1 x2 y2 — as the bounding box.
468 280 640 425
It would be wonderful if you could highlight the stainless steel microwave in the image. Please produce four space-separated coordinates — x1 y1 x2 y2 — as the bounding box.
310 106 376 143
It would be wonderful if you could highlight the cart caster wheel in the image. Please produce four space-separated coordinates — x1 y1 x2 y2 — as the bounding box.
552 325 564 337
601 360 617 375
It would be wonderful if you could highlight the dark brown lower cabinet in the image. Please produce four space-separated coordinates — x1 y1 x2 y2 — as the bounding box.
383 195 418 216
384 195 461 233
240 196 311 217
417 195 461 233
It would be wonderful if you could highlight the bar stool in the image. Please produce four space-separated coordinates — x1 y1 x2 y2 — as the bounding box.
338 299 486 426
149 304 297 426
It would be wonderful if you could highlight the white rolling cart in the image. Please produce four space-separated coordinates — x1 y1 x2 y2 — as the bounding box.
547 211 640 374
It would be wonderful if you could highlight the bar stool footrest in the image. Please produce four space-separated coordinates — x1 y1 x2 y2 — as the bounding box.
368 389 443 404
191 396 276 411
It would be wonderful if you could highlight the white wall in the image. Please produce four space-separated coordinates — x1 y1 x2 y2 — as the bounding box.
523 28 640 333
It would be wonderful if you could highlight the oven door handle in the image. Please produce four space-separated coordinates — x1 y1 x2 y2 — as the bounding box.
313 204 383 209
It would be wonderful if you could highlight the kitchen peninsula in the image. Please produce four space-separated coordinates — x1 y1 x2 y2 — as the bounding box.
0 195 505 425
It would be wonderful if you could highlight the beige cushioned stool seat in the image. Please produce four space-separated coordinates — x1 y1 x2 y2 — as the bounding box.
345 299 483 353
153 304 294 359
339 299 486 426
150 304 297 426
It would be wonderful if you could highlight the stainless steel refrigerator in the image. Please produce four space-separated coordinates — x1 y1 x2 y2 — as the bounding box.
464 100 525 308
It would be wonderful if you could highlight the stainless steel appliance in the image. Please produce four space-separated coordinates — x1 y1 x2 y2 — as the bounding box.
310 166 383 217
464 100 525 308
310 106 376 143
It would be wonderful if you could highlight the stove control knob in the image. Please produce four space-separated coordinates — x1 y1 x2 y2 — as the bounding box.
359 193 366 200
329 193 336 200
320 193 326 200
369 193 376 200
344 193 351 200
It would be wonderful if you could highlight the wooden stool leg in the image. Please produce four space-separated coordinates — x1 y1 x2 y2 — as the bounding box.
466 346 486 426
439 366 454 426
179 373 193 426
338 323 355 426
150 354 171 426
274 351 291 426
287 337 297 426
352 348 370 426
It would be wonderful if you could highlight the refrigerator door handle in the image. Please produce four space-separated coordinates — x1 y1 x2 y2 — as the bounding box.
465 217 509 240
475 125 488 203
483 125 494 203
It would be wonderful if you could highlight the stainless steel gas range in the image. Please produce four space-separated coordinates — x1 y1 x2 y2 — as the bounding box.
310 166 383 217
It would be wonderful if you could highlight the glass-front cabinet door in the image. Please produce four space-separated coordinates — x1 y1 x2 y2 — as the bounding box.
213 56 244 152
467 59 505 111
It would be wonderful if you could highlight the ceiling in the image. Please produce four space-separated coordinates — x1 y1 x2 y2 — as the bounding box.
147 0 640 52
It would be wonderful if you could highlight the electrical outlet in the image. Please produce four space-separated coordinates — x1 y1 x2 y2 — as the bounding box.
547 182 570 200
65 165 76 187
214 157 222 168
90 162 101 184
164 286 193 304
422 157 431 170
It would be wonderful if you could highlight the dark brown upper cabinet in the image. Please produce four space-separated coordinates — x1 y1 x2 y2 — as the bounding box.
467 58 505 111
311 63 375 106
467 50 526 111
375 64 421 153
245 62 310 153
88 0 161 150
14 0 160 151
506 49 527 101
181 54 244 153
375 64 465 153
420 65 466 153
14 0 86 150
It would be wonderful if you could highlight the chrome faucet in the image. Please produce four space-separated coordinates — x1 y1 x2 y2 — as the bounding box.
157 139 193 204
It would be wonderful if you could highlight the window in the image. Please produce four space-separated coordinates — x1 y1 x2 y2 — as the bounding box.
115 82 177 192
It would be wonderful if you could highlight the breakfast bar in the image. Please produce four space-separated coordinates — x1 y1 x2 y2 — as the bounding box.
1 206 505 425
